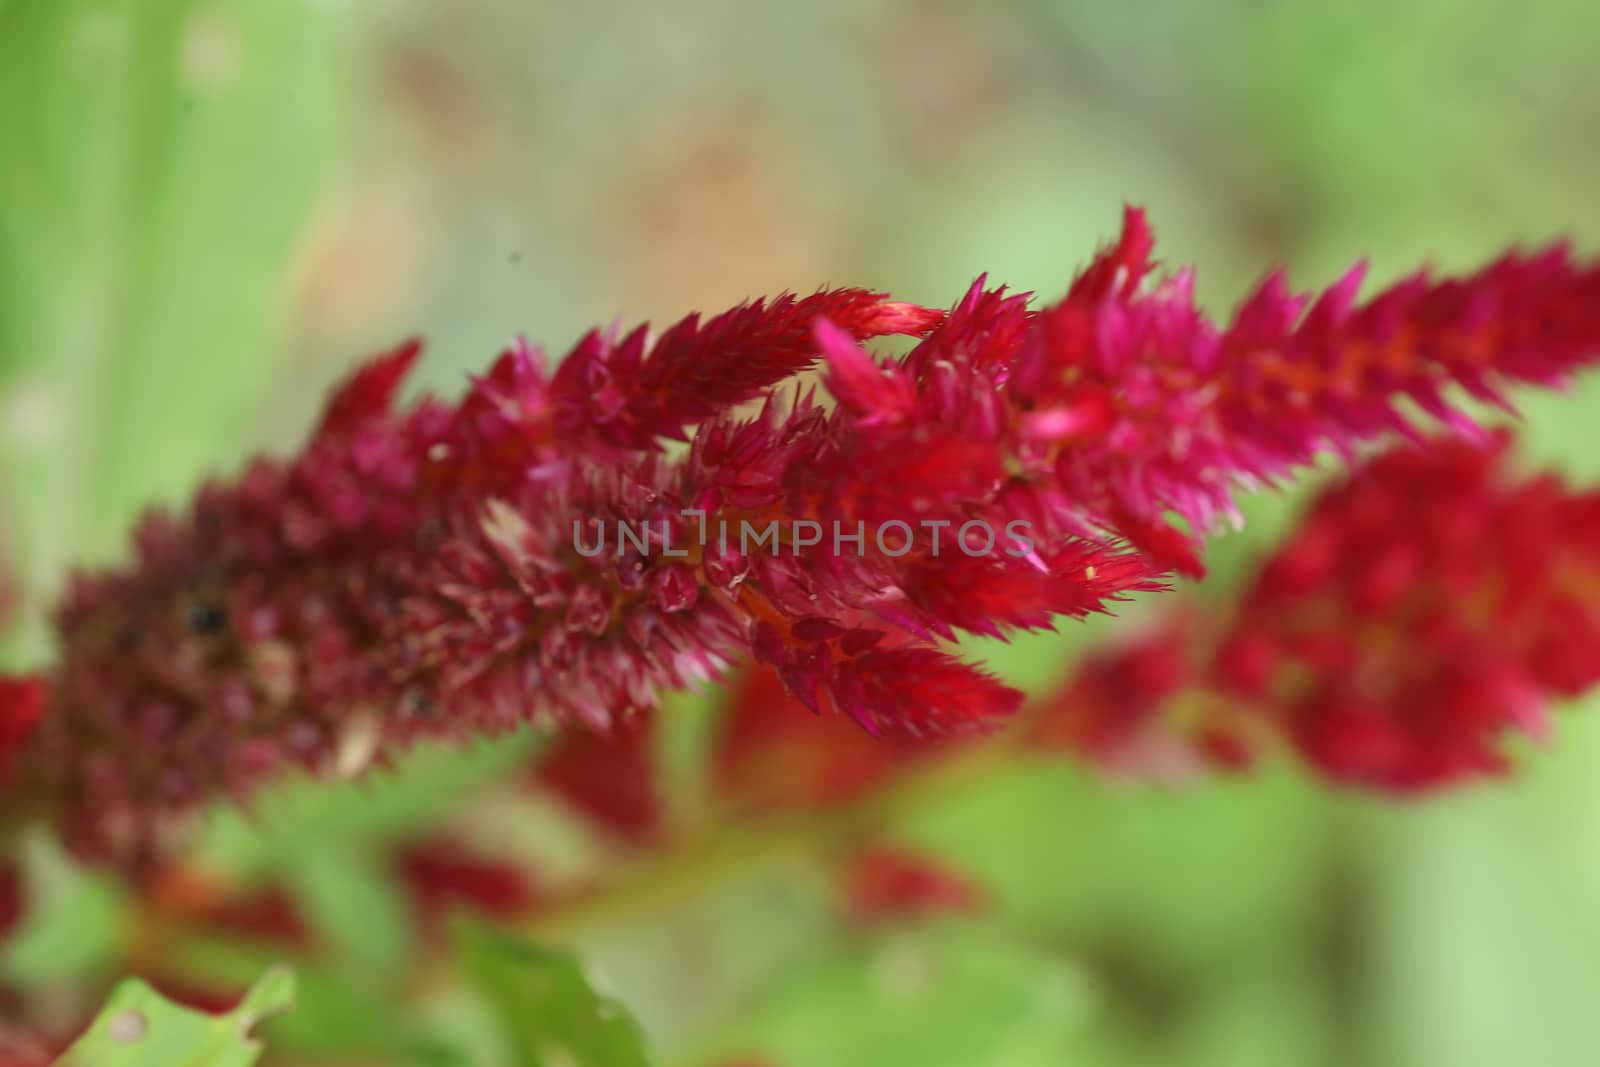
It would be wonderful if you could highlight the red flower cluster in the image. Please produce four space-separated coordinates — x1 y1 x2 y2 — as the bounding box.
0 676 45 790
1223 435 1600 787
4 423 1600 1038
3 210 1599 862
840 842 988 925
1024 618 1223 778
1036 436 1600 789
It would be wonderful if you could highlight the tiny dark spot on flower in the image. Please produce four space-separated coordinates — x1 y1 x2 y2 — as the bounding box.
509 251 523 264
186 601 227 635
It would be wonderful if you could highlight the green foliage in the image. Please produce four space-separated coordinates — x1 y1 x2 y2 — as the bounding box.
55 967 294 1067
683 928 1090 1067
0 0 351 664
0 840 129 984
459 923 653 1067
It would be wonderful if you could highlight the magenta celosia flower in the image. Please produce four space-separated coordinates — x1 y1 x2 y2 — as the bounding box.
1035 434 1600 790
4 211 1599 861
1007 208 1600 575
1215 434 1600 788
1022 617 1249 778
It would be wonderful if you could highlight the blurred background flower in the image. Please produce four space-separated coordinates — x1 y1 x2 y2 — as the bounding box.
2 1 1599 1064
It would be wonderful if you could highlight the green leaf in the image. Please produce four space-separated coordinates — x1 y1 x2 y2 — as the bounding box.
0 0 352 666
266 966 466 1064
458 922 652 1067
0 839 130 985
196 732 540 874
54 966 294 1067
684 928 1090 1067
282 843 415 982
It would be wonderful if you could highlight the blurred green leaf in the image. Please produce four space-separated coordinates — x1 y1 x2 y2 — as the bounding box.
459 922 653 1067
55 966 293 1067
0 0 351 655
283 844 415 982
197 732 540 873
0 839 129 984
267 966 469 1065
903 762 1334 974
684 928 1090 1067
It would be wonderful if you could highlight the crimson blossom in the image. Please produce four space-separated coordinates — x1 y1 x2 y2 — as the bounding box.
1 210 1598 862
1032 435 1600 790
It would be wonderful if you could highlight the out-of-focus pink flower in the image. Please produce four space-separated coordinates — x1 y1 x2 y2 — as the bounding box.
1215 435 1600 789
1039 435 1600 791
1024 618 1254 779
840 842 988 924
532 709 663 843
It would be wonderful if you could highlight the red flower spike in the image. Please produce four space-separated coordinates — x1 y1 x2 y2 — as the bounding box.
1214 434 1600 790
1021 214 1600 561
314 338 424 439
840 842 988 924
902 546 1164 640
531 709 663 843
1068 204 1157 304
6 212 1600 861
549 289 943 449
1042 435 1600 791
829 649 1022 737
814 318 917 425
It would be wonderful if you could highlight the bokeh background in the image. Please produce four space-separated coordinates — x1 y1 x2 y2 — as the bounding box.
3 1 1600 1064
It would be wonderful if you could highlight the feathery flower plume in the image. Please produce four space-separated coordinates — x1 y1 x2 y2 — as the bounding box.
5 212 1599 861
1022 618 1236 778
1217 434 1600 788
1006 208 1600 574
1033 435 1600 789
